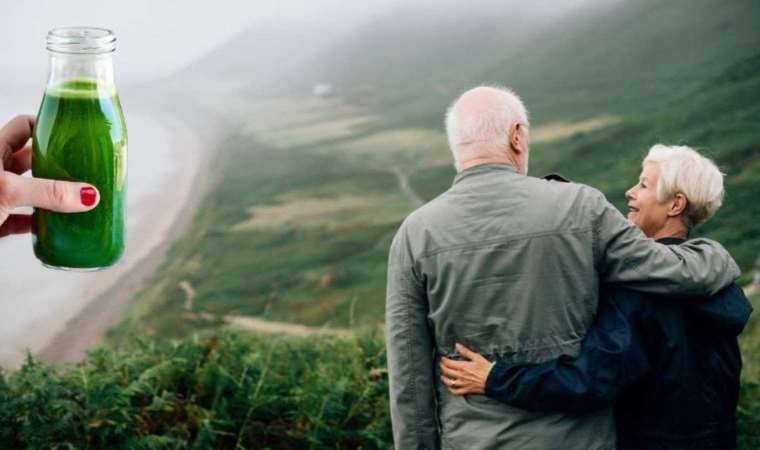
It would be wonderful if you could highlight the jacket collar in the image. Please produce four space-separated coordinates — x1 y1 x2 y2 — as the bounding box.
452 162 519 186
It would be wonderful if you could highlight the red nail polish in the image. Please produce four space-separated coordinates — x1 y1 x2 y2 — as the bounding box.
80 187 97 206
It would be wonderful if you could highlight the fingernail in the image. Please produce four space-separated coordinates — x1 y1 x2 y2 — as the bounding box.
80 187 97 206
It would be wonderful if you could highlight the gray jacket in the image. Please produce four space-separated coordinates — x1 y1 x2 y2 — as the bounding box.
385 163 740 450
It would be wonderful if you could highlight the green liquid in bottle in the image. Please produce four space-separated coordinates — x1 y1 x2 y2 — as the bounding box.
32 79 127 270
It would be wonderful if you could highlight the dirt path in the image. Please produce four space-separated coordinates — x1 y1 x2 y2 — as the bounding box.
187 311 353 338
392 167 424 208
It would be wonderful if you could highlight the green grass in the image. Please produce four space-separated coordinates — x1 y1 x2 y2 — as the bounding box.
111 131 409 342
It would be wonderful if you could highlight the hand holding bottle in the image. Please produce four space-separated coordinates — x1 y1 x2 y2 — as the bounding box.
0 115 99 238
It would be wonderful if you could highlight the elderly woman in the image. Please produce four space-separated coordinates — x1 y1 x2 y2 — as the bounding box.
440 144 753 450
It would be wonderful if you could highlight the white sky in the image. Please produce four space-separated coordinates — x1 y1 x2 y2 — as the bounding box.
0 0 403 85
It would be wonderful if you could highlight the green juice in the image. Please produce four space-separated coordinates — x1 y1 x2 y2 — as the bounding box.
32 79 127 270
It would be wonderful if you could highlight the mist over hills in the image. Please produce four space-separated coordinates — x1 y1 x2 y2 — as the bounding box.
178 0 759 126
175 1 601 95
192 0 757 126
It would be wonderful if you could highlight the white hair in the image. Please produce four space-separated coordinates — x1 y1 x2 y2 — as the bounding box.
643 144 725 230
445 86 530 171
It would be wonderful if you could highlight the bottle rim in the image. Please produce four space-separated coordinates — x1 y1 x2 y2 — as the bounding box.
47 27 116 54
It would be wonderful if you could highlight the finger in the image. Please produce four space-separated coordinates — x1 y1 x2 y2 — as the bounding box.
8 145 31 175
0 214 32 237
445 383 469 396
439 359 456 372
440 364 460 380
448 387 462 395
2 173 100 212
0 115 35 166
455 343 485 362
441 357 467 370
441 375 463 388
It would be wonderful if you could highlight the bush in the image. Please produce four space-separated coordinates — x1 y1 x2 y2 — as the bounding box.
2 322 758 448
0 331 391 449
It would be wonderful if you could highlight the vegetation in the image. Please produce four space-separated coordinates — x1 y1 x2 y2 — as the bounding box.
1 292 757 448
301 0 760 126
0 331 391 449
9 1 759 448
738 293 760 449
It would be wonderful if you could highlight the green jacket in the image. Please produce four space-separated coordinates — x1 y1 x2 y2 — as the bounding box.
385 163 740 450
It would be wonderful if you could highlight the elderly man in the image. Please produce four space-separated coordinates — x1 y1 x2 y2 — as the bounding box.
385 86 740 450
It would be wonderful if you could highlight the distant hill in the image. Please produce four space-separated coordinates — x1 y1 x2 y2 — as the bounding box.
293 0 760 126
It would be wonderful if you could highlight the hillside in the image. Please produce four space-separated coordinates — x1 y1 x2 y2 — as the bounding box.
109 52 760 343
293 0 760 126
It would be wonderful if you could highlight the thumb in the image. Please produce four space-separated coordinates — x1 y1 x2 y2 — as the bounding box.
3 173 100 212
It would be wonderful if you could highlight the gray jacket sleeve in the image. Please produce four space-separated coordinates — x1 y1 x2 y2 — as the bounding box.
588 188 740 296
385 223 440 450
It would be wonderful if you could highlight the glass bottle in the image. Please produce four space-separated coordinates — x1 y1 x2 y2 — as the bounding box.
32 27 127 270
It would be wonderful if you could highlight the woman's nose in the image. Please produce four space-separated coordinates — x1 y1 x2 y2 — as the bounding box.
626 186 635 200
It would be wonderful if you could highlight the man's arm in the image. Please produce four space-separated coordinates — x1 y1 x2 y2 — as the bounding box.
385 224 439 450
484 294 650 413
589 188 739 296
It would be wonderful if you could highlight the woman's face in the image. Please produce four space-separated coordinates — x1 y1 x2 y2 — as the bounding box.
625 163 672 237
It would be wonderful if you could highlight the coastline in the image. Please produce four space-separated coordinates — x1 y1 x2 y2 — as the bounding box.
36 89 219 365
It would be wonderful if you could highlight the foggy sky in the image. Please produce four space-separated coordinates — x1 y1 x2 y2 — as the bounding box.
0 0 405 85
0 0 601 87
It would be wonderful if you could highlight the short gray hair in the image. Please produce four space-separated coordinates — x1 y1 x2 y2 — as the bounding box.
445 86 529 171
643 144 724 230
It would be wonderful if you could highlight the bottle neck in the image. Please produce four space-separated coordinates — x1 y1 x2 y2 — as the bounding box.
46 52 116 93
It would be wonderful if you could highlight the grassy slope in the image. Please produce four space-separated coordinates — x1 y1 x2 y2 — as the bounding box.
111 100 424 339
298 0 760 127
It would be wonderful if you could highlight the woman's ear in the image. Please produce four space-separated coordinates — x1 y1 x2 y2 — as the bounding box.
668 193 688 217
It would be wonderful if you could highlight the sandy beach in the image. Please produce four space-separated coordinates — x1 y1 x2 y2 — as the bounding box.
0 83 224 368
